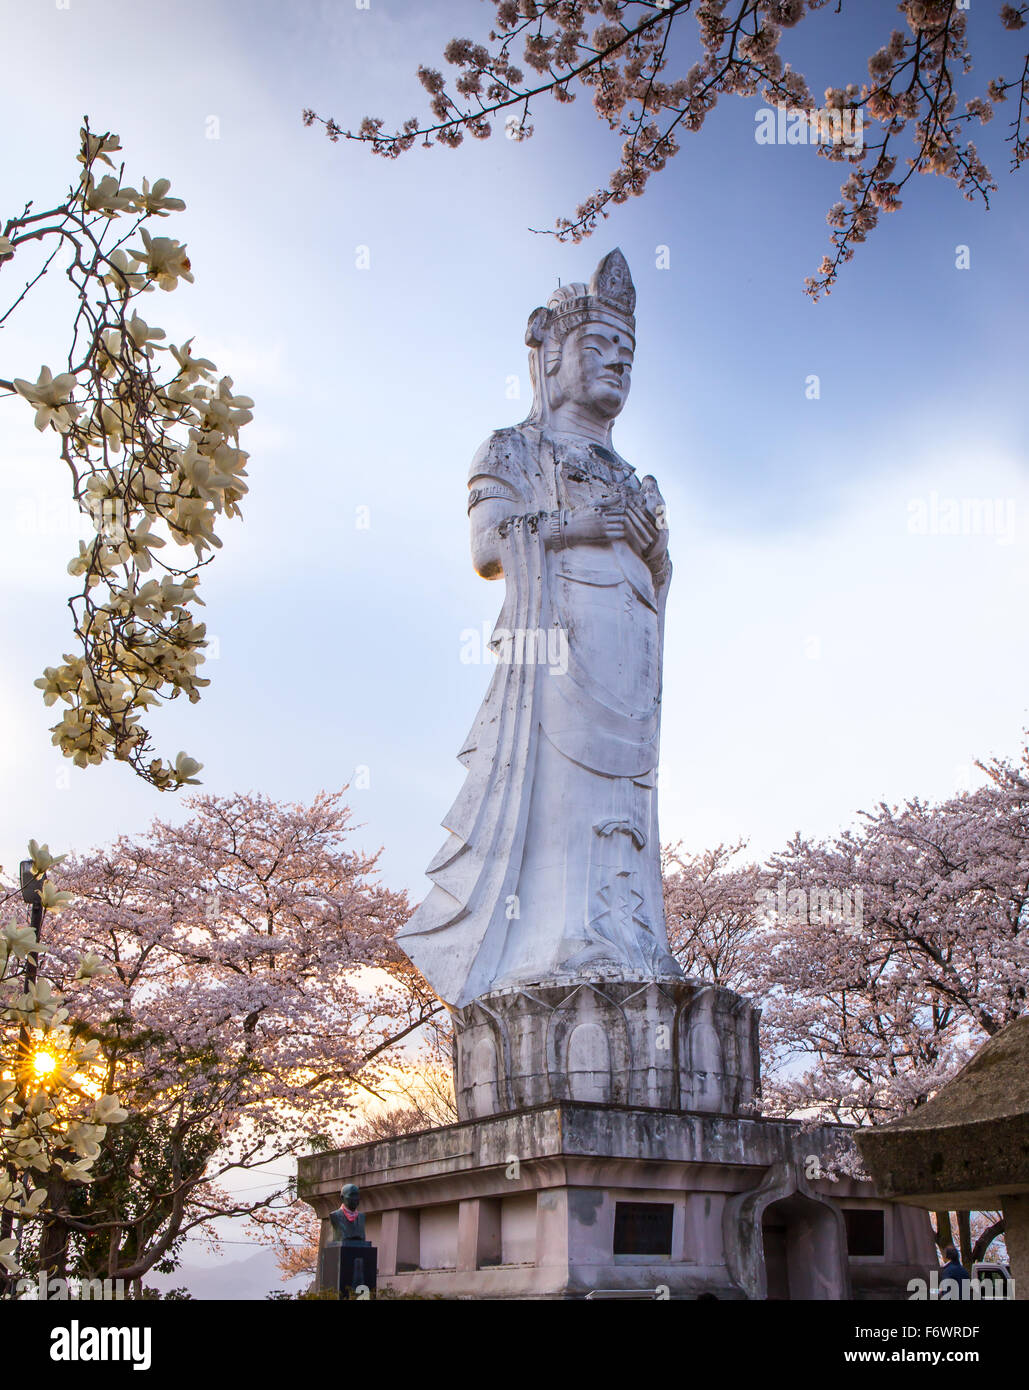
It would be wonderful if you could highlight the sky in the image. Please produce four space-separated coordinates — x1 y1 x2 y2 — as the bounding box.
1 0 1027 1293
1 0 1027 901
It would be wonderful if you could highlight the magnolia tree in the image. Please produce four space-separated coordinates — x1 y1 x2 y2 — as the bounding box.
0 122 252 789
0 841 127 1295
307 0 1029 296
26 790 439 1284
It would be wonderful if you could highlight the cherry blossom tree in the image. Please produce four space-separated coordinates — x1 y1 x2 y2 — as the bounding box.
307 0 1029 296
654 736 1029 1266
662 839 768 993
259 1022 457 1286
0 122 253 789
760 753 1029 1126
19 790 440 1285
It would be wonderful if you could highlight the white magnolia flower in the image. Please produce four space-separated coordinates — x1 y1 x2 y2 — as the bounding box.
35 659 84 706
58 1157 99 1182
27 839 65 877
40 881 73 913
117 517 166 572
139 176 186 216
19 1188 47 1218
125 312 166 356
96 401 130 448
130 228 193 291
102 248 146 294
173 751 203 784
78 128 122 169
169 338 216 383
2 919 38 959
203 376 255 434
92 1094 129 1125
12 366 80 433
83 174 140 217
74 952 108 980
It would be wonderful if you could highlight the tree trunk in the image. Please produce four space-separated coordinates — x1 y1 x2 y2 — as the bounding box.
38 1177 70 1277
0 1205 13 1297
971 1218 1005 1265
957 1210 972 1268
932 1210 953 1255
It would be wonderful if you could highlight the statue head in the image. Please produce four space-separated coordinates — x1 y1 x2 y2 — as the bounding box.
523 248 636 431
340 1183 360 1211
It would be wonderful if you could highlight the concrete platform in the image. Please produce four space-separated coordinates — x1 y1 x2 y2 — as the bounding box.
298 1102 934 1299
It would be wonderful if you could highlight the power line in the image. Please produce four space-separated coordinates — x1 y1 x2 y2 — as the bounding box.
179 1236 283 1247
211 1180 295 1193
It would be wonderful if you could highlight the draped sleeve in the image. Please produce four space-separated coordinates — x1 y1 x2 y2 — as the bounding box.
396 427 555 1007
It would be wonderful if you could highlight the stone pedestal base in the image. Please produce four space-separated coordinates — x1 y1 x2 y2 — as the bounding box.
320 1243 378 1295
450 977 760 1121
297 1103 935 1300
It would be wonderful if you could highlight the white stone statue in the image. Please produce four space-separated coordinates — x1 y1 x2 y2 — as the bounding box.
399 250 683 1009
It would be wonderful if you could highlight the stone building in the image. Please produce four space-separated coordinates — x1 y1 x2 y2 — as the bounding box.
298 978 935 1299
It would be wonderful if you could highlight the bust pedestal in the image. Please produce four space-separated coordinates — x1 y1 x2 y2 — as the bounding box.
320 1242 377 1297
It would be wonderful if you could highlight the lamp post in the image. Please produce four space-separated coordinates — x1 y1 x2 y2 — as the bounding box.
17 861 45 1074
18 859 44 996
0 862 47 1292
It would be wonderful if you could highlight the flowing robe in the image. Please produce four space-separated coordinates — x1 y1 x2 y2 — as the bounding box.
397 424 682 1008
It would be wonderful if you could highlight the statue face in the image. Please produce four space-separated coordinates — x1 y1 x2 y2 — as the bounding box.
340 1184 359 1209
555 321 634 420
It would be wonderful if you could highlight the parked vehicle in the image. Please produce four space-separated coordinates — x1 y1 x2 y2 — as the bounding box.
971 1261 1013 1299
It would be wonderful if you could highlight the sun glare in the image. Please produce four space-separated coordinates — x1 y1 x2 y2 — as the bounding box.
30 1048 58 1080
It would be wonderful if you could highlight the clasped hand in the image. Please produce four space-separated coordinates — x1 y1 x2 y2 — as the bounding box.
563 484 667 562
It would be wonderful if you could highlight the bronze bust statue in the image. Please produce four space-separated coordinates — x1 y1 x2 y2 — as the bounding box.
328 1183 369 1245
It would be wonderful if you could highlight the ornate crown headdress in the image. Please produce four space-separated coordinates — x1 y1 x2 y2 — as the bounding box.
525 248 636 348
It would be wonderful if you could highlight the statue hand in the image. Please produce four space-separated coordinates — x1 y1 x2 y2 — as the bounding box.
622 497 660 556
560 506 612 547
639 475 669 563
558 502 659 558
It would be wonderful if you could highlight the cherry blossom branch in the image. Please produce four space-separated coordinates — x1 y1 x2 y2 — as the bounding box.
306 0 1028 297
